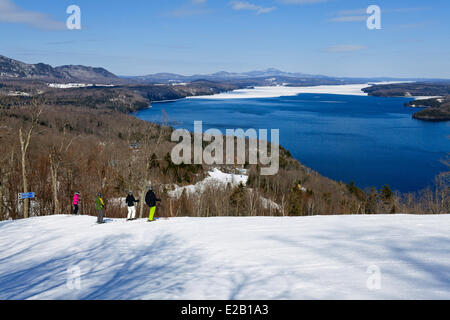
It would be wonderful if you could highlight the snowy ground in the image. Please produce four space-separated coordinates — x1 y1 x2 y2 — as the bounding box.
0 214 449 300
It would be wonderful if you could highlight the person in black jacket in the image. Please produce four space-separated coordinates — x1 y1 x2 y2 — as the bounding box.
145 186 161 222
125 191 139 221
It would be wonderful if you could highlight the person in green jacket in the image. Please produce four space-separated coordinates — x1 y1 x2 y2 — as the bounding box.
96 193 105 224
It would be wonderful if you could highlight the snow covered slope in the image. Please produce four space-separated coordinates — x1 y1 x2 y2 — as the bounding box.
0 215 449 300
168 168 248 199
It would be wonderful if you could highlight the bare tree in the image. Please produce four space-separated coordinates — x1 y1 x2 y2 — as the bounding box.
49 132 77 215
0 127 12 220
246 189 258 216
18 100 43 218
137 117 168 219
279 194 288 217
0 162 6 220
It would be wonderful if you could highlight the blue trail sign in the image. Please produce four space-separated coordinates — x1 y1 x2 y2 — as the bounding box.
19 192 35 200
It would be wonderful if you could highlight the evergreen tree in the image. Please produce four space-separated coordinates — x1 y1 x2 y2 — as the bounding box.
380 184 395 213
366 187 378 214
230 183 246 216
288 185 304 216
150 153 159 169
380 185 393 201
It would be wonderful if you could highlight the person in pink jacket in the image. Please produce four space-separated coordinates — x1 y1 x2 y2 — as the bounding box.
72 192 80 215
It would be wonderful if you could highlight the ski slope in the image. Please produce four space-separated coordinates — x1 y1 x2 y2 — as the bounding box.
0 215 449 300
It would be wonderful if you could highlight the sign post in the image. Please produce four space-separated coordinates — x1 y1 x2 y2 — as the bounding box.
18 193 36 217
18 192 36 200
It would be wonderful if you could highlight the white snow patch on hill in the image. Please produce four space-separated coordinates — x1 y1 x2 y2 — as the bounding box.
1 214 449 300
168 168 248 199
48 83 115 89
258 195 280 210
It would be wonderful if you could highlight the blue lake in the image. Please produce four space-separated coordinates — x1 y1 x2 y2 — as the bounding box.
136 94 449 193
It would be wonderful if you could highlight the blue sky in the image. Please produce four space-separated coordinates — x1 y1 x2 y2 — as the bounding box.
0 0 449 78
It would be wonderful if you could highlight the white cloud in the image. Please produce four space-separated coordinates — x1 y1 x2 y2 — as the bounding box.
331 15 367 22
229 1 276 14
330 6 430 23
389 7 430 13
329 8 367 23
0 0 65 30
336 9 366 16
326 45 367 53
169 0 211 17
169 7 211 17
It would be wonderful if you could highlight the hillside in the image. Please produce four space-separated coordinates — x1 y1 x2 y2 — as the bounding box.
0 55 119 83
410 96 450 121
0 84 150 112
362 82 450 97
0 54 248 108
0 80 241 112
1 214 449 299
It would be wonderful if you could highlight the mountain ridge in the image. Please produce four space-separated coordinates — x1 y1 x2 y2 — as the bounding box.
2 54 449 86
0 55 118 83
124 68 333 83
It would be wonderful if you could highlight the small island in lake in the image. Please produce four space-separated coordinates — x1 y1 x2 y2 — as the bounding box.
362 82 450 121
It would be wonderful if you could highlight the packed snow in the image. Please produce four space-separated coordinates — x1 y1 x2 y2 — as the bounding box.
1 214 449 300
187 82 408 100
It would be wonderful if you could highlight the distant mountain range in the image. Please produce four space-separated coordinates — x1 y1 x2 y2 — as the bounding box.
0 55 119 83
1 54 449 85
123 68 333 83
0 55 351 85
122 68 450 85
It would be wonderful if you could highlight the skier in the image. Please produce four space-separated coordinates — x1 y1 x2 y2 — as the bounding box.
96 193 105 224
145 186 161 222
125 191 139 221
72 192 80 215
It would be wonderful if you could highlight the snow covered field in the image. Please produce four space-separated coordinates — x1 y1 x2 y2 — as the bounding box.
187 82 408 100
0 214 449 300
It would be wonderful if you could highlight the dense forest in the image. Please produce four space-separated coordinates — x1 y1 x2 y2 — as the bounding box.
0 79 244 113
362 82 450 97
408 96 450 121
